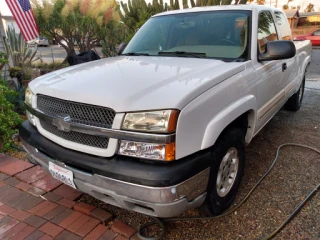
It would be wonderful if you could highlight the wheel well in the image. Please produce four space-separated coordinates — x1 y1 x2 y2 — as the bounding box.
228 112 248 135
222 110 255 142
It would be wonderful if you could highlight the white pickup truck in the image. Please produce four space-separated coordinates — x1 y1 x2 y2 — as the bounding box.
21 5 311 218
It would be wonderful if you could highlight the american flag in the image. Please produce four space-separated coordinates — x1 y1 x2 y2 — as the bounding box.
5 0 39 42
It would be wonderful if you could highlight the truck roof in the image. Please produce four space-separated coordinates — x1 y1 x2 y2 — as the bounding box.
153 5 281 17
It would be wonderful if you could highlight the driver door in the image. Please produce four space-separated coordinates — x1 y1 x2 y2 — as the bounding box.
254 11 286 132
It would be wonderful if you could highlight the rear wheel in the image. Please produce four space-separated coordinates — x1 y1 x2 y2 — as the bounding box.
205 128 245 216
285 76 305 111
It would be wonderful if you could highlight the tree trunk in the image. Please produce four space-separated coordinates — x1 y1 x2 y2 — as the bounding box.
61 49 77 65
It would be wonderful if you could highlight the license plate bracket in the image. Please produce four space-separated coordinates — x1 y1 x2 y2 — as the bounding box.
49 162 77 189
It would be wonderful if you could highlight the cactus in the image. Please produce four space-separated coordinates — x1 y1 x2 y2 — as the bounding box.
4 26 39 68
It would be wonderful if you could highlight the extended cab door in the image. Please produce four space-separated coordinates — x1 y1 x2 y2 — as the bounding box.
253 11 286 132
274 11 298 96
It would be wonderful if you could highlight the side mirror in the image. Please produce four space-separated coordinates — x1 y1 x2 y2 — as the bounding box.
259 40 296 61
117 43 127 55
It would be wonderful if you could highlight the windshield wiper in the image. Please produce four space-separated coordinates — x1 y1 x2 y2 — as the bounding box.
158 51 206 58
122 52 149 56
232 58 246 62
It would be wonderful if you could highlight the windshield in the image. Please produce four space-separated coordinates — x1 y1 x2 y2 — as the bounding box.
123 11 250 61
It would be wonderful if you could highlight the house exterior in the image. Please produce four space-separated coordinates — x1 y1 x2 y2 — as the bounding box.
284 9 300 28
298 12 320 26
0 13 12 79
0 15 5 53
1 15 20 35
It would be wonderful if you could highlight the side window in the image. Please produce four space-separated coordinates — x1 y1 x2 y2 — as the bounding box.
274 11 292 40
313 30 320 36
258 11 278 53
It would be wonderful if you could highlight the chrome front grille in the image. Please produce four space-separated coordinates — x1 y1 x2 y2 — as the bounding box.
40 120 109 149
37 94 116 149
37 95 116 128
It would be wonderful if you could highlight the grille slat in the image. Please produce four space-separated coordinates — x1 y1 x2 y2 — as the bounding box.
40 120 109 149
37 95 116 149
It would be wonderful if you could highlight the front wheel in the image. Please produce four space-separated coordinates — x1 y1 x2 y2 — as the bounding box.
285 76 305 111
205 128 245 216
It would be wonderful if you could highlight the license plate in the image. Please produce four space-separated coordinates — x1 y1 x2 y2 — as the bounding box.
49 162 77 189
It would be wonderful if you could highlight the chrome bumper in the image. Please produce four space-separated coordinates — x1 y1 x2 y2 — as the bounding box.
22 140 208 217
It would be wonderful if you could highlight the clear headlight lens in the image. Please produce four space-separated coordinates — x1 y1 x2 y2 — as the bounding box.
25 87 35 126
122 110 178 133
118 140 175 161
25 87 34 106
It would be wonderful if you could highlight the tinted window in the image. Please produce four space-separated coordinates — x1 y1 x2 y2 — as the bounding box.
274 12 292 40
258 11 278 53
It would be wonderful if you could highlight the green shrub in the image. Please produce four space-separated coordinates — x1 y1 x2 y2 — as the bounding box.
0 79 22 152
0 52 9 71
32 62 69 70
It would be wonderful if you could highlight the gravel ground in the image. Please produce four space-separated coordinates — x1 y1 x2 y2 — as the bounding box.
80 88 320 240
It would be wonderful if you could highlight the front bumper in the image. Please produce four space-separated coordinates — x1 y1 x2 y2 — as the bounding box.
20 121 211 217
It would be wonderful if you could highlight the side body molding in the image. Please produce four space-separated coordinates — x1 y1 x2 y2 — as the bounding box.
201 95 257 150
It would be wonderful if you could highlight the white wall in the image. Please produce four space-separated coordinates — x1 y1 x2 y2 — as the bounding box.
0 15 11 80
0 17 5 52
2 19 20 35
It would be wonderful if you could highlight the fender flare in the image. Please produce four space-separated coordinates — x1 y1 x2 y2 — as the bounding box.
302 56 311 74
201 95 257 150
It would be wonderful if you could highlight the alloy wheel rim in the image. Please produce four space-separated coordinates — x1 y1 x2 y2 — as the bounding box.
216 147 239 197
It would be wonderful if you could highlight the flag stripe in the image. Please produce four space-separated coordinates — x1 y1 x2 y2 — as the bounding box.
5 0 39 42
5 0 28 40
26 11 38 38
31 11 40 33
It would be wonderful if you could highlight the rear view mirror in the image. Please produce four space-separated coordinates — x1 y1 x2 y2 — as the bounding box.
117 43 127 55
259 40 296 61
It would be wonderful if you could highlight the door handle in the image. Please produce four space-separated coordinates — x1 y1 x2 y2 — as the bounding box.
282 63 287 72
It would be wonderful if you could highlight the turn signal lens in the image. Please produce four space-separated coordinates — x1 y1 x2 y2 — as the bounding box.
165 142 175 161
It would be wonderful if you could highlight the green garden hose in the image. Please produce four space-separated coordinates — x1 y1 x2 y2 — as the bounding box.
137 143 320 240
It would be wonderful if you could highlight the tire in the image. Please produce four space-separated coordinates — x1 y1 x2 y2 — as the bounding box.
205 128 245 216
285 75 305 111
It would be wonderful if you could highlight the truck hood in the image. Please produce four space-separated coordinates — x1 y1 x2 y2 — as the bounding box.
30 56 245 112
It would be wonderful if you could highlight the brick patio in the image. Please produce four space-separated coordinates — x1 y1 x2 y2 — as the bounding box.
0 154 139 240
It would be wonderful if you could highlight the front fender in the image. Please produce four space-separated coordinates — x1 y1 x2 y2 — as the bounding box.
201 95 257 150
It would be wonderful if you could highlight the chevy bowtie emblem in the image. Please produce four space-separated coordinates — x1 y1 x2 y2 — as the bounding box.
52 114 71 132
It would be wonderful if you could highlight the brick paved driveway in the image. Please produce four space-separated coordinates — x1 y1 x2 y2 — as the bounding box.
0 154 139 240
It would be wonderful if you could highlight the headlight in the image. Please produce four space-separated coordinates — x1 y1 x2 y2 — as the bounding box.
25 87 36 126
25 87 34 107
119 140 175 161
122 110 179 133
